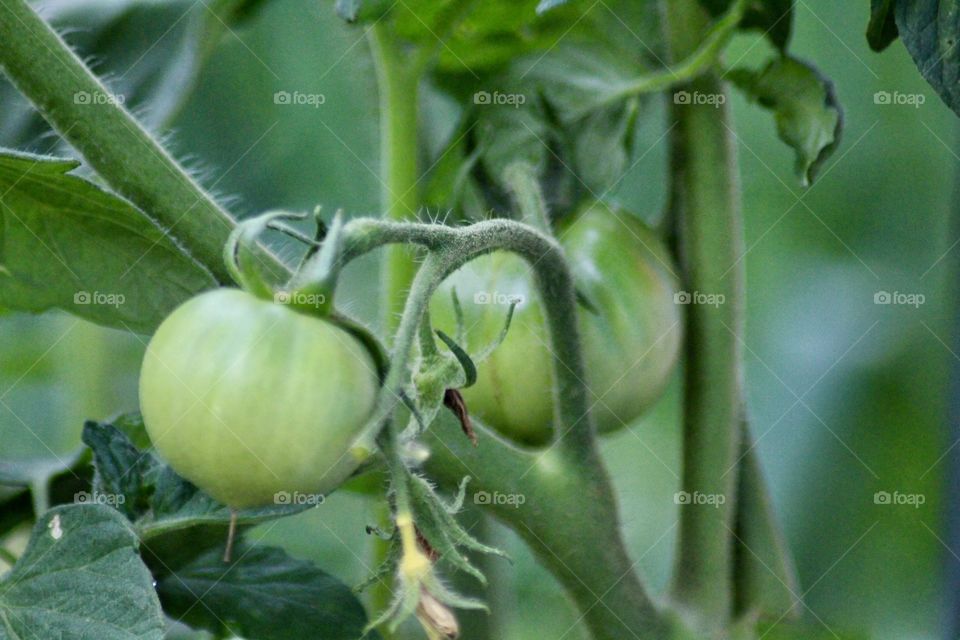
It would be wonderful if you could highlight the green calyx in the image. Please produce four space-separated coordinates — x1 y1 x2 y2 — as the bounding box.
223 208 389 379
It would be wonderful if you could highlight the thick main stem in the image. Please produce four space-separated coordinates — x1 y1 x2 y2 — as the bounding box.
663 0 746 627
369 25 422 331
0 0 283 283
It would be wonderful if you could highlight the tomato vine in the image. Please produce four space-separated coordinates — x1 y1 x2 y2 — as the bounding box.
1 0 949 638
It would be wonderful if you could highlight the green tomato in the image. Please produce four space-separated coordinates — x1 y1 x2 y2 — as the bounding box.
139 288 379 508
431 201 682 445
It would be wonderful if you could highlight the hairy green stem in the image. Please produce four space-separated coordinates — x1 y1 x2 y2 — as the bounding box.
503 162 552 233
0 0 287 283
663 0 746 627
346 217 669 638
368 25 422 331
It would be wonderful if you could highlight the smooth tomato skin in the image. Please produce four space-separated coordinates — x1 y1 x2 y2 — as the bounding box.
431 202 682 445
139 288 379 508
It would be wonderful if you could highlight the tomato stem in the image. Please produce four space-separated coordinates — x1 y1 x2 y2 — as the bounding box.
663 0 747 628
368 24 423 332
0 0 287 284
503 162 552 234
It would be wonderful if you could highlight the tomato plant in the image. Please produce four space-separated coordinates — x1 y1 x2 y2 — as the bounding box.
0 0 953 639
140 288 380 508
432 201 682 445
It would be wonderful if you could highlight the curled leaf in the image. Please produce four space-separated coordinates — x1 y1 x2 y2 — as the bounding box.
436 330 478 387
729 56 843 186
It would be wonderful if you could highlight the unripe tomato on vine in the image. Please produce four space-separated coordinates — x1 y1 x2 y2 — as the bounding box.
139 288 380 508
139 212 383 510
431 201 682 446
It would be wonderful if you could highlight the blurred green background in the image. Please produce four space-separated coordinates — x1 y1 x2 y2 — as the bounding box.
0 2 955 639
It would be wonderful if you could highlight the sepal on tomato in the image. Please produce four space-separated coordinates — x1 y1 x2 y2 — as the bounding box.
284 209 347 314
223 209 305 298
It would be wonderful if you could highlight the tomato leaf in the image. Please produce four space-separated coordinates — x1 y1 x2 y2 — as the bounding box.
465 1 659 198
82 420 155 520
698 0 794 51
155 541 377 640
0 149 216 333
0 504 165 640
867 0 899 52
728 57 842 186
79 416 337 635
893 0 960 116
